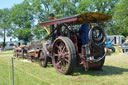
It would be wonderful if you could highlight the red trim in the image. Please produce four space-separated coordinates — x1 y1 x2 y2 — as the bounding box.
40 17 77 26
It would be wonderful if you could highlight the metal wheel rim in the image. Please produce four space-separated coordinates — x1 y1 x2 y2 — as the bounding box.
53 39 70 74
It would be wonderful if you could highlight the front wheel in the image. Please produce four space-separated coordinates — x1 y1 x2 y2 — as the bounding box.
39 50 48 67
52 37 76 75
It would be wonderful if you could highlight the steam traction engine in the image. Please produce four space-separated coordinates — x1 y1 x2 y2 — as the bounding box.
39 12 111 74
14 12 111 75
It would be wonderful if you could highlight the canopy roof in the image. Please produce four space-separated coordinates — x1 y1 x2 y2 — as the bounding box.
40 12 112 26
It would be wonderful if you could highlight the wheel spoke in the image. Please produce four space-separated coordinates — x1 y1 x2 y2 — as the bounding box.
56 61 61 66
56 45 59 49
61 62 67 71
62 46 66 53
63 52 69 57
54 54 59 57
56 61 61 69
57 50 60 54
60 42 65 50
56 45 61 51
64 58 69 63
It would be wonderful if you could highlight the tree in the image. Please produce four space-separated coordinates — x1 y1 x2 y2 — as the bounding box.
32 26 48 40
0 8 10 47
78 0 119 14
77 0 119 32
52 0 78 18
77 0 92 13
29 0 49 39
0 9 3 37
30 0 43 20
10 0 33 41
111 0 128 36
14 28 33 41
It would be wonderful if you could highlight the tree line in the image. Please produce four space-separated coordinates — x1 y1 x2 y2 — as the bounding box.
0 0 127 47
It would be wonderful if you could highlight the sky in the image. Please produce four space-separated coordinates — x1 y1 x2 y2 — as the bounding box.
0 0 24 9
0 0 24 42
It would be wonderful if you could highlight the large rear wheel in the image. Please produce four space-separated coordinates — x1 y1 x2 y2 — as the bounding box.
52 37 76 75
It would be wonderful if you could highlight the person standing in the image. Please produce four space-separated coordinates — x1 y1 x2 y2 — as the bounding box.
79 24 89 45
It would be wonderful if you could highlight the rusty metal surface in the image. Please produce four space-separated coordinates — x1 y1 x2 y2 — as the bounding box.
40 12 111 26
40 16 77 26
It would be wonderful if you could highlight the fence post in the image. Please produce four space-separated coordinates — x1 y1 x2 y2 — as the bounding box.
11 57 14 85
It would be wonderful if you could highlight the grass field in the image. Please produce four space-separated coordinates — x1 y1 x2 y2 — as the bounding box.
0 50 128 85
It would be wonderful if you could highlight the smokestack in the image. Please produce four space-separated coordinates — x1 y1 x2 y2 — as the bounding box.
48 13 55 20
49 13 55 42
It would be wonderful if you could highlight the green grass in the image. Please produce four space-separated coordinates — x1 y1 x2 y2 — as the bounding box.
0 51 128 85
